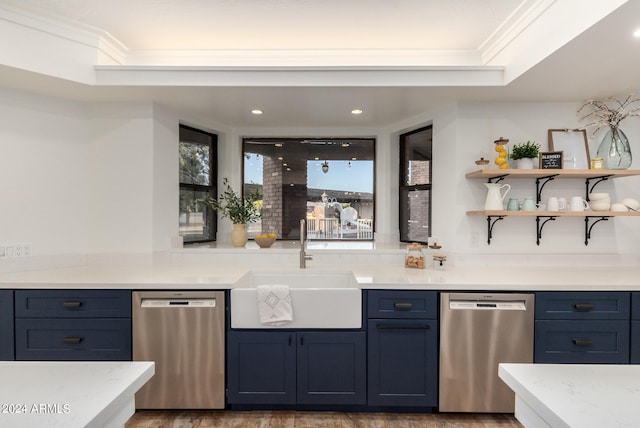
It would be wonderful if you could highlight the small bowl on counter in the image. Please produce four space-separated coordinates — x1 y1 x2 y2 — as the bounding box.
254 234 276 248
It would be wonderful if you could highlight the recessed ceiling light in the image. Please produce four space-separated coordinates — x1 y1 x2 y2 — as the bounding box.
274 143 283 147
278 156 283 160
251 109 263 115
352 157 357 161
634 28 640 37
341 142 350 147
351 109 363 115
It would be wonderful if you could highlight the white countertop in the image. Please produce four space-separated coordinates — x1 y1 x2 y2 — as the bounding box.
0 361 154 428
499 363 640 428
1 263 640 290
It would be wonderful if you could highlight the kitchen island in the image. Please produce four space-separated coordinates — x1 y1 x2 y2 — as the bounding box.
499 363 640 428
0 361 154 428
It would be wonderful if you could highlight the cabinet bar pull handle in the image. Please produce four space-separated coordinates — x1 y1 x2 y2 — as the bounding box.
393 303 413 311
377 324 430 330
300 337 304 346
63 337 82 344
62 301 82 308
572 338 593 347
573 303 594 311
288 336 292 346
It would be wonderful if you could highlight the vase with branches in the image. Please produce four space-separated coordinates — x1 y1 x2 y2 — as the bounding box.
578 94 638 169
202 178 262 246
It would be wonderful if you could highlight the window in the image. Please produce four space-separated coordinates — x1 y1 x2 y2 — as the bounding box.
179 125 217 243
243 138 375 240
399 126 432 243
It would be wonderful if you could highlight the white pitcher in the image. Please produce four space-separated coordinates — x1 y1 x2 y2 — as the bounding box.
484 183 511 210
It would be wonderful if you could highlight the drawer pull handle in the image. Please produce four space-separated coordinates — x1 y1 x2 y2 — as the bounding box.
573 303 594 312
572 338 593 347
63 337 82 344
377 324 430 330
62 301 82 308
394 303 413 311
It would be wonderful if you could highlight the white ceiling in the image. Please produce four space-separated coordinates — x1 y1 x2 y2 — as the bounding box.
1 0 640 128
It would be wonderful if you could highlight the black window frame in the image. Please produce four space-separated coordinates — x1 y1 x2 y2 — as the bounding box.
179 124 218 244
399 125 432 244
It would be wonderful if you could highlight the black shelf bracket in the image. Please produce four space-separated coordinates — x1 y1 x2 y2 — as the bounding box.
487 174 509 184
486 215 505 245
535 174 559 203
584 216 609 246
585 175 613 200
536 216 557 246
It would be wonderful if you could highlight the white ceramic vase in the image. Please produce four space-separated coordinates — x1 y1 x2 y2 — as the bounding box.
516 157 536 169
230 223 248 247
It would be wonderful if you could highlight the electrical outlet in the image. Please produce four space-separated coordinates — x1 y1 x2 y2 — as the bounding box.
15 245 23 257
23 243 32 256
5 245 14 258
0 246 5 258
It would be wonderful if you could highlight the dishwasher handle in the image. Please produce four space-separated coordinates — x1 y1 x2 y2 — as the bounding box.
393 303 413 311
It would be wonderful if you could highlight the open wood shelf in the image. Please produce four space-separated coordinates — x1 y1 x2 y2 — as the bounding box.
467 210 640 217
465 169 640 180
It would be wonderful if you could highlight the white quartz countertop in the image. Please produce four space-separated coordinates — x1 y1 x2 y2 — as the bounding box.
499 363 640 428
0 361 154 428
1 263 640 290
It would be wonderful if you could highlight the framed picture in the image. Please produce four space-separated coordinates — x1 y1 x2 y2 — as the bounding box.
539 151 563 169
548 129 590 169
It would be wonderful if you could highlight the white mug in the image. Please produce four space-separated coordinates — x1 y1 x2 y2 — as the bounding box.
569 196 589 212
558 197 568 211
547 197 566 212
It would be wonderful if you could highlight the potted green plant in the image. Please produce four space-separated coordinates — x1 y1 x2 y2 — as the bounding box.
510 140 540 169
203 178 262 247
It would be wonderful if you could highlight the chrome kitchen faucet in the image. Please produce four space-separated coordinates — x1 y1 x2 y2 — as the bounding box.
299 219 312 268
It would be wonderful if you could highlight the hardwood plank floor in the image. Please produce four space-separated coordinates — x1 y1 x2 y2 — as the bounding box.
125 410 523 428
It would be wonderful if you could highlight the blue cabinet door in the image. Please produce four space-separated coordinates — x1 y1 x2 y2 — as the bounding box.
367 319 438 407
0 290 14 361
297 331 366 405
227 331 296 405
632 321 640 364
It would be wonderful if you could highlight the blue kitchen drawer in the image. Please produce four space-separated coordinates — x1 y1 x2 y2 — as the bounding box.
15 290 131 318
632 292 640 320
367 290 437 319
15 318 131 361
534 319 629 364
535 291 630 320
0 290 14 361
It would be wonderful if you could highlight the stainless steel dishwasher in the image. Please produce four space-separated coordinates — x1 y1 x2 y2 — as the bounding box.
439 292 534 413
132 291 225 409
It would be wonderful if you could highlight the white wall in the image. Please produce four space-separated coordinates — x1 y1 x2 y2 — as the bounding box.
0 88 89 257
2 87 640 267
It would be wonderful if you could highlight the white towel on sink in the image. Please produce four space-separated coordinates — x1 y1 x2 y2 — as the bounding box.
257 284 293 326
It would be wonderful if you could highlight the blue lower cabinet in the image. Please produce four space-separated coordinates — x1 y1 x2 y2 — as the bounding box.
632 321 640 364
297 331 366 405
227 330 366 406
13 289 132 361
15 318 131 361
0 290 14 361
367 319 438 407
227 331 297 405
535 320 629 364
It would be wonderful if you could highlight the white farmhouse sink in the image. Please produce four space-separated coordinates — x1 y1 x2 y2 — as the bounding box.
230 269 361 329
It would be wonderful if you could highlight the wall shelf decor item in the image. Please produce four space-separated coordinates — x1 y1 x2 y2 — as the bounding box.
548 129 590 170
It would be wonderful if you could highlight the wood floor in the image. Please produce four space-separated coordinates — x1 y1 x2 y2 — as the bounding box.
125 410 523 428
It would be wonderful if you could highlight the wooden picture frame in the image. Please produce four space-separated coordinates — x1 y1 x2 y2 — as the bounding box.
539 151 563 169
548 129 590 169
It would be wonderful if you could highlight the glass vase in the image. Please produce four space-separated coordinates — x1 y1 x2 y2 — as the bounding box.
596 126 632 169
